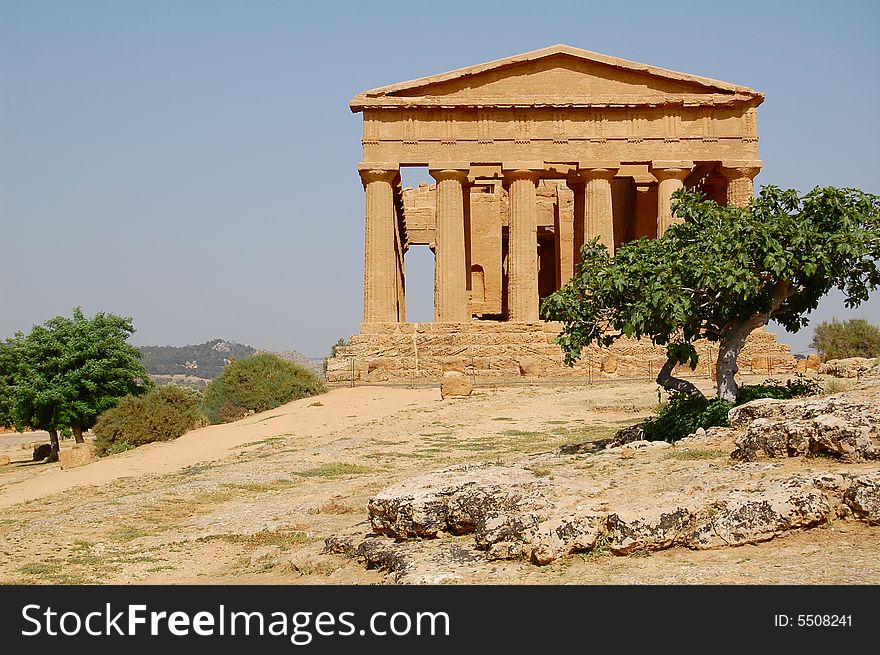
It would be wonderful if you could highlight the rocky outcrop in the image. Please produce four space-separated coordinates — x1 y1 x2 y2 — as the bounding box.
341 459 880 570
730 390 880 462
327 384 880 580
818 357 877 378
842 474 880 524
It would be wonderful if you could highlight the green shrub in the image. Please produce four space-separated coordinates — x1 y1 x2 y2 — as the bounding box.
736 374 821 403
93 386 204 456
202 352 325 424
644 374 821 443
810 318 880 360
643 392 734 443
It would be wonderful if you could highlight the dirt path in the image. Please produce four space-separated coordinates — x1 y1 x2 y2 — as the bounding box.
0 377 877 585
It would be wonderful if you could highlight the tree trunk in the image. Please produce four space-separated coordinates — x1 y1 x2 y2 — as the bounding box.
716 324 758 402
656 356 706 400
72 424 84 444
48 428 60 463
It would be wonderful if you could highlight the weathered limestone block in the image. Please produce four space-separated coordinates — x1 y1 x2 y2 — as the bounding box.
440 371 473 398
367 357 392 372
0 455 10 467
58 443 95 469
515 512 606 565
440 356 467 373
607 507 692 554
600 355 618 374
728 398 787 429
730 392 880 462
368 467 537 538
687 479 833 549
517 357 544 376
843 474 880 525
473 356 491 370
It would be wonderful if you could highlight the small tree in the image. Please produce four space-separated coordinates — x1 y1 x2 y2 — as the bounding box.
3 309 152 461
542 186 880 401
811 318 880 360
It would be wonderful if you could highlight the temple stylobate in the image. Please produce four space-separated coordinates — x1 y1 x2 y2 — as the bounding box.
327 45 793 383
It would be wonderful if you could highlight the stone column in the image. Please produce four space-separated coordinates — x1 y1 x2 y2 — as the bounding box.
578 162 618 253
555 184 575 287
503 165 541 322
430 165 470 322
358 163 400 324
652 161 693 238
720 160 762 208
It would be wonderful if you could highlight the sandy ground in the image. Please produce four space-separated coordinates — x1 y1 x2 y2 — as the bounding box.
0 375 877 585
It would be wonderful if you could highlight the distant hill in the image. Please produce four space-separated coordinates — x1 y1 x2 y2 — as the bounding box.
138 339 323 381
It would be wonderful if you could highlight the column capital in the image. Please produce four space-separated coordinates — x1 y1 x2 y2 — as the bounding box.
651 160 693 181
358 162 399 185
429 165 470 183
576 162 618 181
720 160 762 180
502 161 543 183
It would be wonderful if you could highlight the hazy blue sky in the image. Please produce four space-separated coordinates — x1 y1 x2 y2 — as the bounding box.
2 0 878 357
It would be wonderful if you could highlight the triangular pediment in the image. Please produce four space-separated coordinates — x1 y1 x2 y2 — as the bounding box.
350 45 762 111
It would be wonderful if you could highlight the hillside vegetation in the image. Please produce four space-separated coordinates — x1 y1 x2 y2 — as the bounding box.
138 339 322 380
138 339 256 379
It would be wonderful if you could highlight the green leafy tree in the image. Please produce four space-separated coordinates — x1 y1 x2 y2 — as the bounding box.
0 340 17 429
810 318 880 360
542 186 880 401
3 308 152 461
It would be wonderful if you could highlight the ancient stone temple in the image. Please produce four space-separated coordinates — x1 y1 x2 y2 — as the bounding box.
326 45 794 383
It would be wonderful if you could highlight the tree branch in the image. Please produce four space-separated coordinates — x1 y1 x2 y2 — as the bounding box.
656 357 706 400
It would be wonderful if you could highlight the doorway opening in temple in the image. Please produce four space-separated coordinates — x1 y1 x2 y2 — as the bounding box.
404 245 435 323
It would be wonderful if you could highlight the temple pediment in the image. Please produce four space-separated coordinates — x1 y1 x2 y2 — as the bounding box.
351 45 762 111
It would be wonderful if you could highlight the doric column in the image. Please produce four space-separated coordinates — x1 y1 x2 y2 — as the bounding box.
358 163 400 323
578 161 618 253
720 160 762 207
503 165 541 322
652 160 693 238
429 165 470 322
555 184 575 287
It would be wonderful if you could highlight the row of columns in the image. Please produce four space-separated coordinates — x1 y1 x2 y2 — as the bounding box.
359 160 760 324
